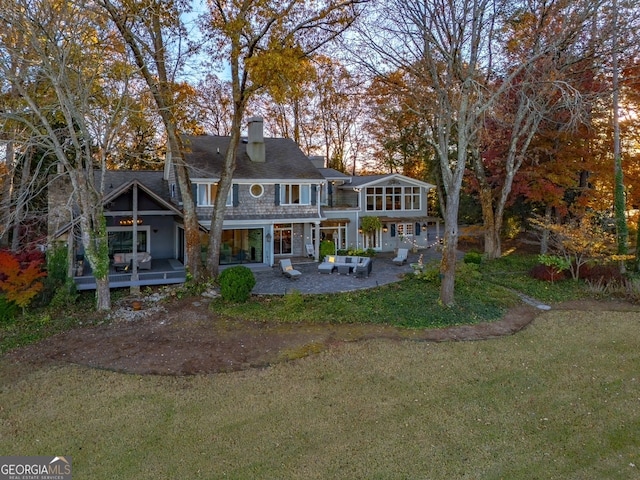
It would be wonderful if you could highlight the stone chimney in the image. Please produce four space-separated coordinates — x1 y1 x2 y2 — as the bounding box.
246 117 265 162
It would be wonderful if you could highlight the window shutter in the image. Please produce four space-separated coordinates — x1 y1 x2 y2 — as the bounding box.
274 184 280 205
390 224 396 237
192 184 198 205
311 184 317 206
232 184 239 206
415 222 421 236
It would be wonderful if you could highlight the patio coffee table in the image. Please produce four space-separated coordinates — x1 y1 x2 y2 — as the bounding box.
337 264 353 275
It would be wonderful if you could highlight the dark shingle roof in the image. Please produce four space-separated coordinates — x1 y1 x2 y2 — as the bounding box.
98 170 170 203
318 168 351 181
344 175 388 187
183 135 325 181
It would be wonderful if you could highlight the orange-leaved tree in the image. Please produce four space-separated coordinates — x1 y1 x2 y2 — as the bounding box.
531 213 616 281
0 250 46 310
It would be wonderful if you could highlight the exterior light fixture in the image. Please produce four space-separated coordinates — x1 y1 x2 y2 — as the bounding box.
119 217 143 226
383 224 388 233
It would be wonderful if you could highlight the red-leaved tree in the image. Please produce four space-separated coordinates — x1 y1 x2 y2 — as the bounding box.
0 249 46 309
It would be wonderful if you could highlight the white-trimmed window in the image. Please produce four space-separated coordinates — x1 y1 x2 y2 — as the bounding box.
365 186 421 211
196 183 233 207
280 184 311 205
397 223 414 237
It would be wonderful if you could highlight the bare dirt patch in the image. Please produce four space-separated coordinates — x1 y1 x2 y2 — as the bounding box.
4 296 638 376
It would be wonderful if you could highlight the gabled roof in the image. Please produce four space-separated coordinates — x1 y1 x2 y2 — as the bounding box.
53 171 181 238
96 170 182 216
183 135 326 182
341 173 436 190
99 170 174 206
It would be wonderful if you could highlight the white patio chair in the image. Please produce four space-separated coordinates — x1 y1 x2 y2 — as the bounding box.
392 248 409 265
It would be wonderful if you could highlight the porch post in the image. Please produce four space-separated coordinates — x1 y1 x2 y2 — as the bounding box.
130 183 140 294
314 221 320 260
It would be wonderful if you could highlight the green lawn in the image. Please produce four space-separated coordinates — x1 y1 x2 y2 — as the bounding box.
2 309 639 479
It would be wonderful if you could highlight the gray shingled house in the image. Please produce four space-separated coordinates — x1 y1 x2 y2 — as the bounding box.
49 117 438 290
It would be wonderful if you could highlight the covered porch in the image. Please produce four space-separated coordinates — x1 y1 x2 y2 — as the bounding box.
74 258 186 291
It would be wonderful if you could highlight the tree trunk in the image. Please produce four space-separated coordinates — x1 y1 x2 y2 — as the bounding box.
74 173 111 311
95 277 111 311
10 149 32 252
207 120 242 278
439 200 460 306
478 185 502 260
167 134 202 279
540 205 552 254
611 0 628 256
0 141 14 248
101 0 203 279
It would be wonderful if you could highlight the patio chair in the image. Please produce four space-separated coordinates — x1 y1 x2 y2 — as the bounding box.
138 252 152 270
279 258 302 279
392 248 409 265
305 243 315 258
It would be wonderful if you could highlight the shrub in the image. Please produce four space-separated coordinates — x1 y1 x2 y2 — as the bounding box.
46 243 68 284
0 294 18 325
48 279 79 310
530 264 568 282
463 251 483 264
579 263 623 283
534 254 571 283
338 247 376 257
218 266 256 303
0 249 46 310
320 240 335 261
413 261 441 283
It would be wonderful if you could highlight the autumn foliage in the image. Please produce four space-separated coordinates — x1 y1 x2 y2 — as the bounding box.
531 214 617 281
0 249 46 309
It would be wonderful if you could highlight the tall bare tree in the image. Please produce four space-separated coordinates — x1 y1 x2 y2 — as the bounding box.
0 0 133 310
201 0 368 277
100 0 205 278
355 0 508 305
354 0 605 304
472 0 604 259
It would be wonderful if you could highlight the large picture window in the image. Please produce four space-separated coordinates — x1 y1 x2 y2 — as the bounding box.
196 183 233 207
280 184 311 205
219 228 263 265
365 185 421 211
108 226 150 254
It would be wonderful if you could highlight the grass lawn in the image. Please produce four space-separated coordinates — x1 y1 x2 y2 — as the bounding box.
1 310 639 479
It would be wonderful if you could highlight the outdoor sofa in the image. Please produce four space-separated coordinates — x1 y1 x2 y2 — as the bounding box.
318 255 373 277
112 252 152 270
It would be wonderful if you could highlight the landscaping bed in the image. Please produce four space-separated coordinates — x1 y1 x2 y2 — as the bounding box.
5 295 636 376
